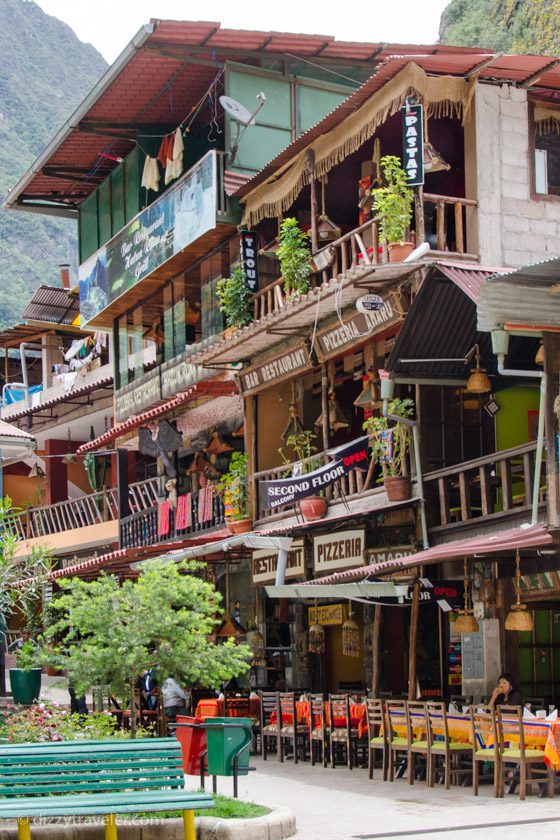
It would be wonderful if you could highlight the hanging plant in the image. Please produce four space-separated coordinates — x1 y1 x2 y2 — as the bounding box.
216 266 253 330
277 218 313 302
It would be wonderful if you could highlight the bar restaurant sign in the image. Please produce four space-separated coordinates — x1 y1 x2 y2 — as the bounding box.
79 151 217 325
252 539 305 585
237 343 313 396
315 298 399 362
314 528 366 574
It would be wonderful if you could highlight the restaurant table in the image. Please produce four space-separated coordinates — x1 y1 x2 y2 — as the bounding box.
195 697 260 721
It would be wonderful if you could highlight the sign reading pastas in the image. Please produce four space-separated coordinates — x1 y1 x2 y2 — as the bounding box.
259 435 370 511
314 529 365 574
402 103 424 187
252 539 305 585
315 300 398 361
239 231 259 292
237 344 313 396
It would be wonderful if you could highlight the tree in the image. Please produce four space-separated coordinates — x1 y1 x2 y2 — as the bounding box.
44 559 251 733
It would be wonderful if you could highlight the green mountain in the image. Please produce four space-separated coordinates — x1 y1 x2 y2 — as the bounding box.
439 0 560 54
0 0 107 328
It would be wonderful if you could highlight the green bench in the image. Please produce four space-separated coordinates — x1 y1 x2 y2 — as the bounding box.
0 737 214 840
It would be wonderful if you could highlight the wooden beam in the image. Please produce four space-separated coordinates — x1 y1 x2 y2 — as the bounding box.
544 333 560 529
464 52 503 79
321 363 330 450
371 604 382 697
521 59 560 87
407 579 421 700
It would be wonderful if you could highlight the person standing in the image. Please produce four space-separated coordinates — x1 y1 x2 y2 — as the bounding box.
162 677 190 720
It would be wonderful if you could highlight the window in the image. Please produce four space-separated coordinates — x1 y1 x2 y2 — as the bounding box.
533 109 560 196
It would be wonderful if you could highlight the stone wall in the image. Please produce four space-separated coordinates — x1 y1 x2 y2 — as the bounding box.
475 83 560 268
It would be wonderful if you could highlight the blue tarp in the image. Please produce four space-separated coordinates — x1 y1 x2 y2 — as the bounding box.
3 385 42 405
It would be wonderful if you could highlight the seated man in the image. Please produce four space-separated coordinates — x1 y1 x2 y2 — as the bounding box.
140 668 159 711
162 677 191 720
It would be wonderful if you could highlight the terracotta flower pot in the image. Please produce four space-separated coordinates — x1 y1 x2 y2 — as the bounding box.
227 518 253 535
384 475 411 502
299 496 328 521
388 242 415 263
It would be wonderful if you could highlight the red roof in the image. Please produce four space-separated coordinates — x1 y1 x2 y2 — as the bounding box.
235 52 560 199
5 21 493 211
306 524 554 584
76 378 237 454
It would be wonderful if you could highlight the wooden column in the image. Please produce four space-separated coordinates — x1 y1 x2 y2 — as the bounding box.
407 579 421 700
321 364 330 450
544 333 560 529
246 395 259 521
371 604 382 698
414 186 425 246
305 150 318 254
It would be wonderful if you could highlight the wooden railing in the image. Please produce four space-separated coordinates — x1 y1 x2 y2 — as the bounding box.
5 476 163 541
250 195 478 321
119 489 226 549
423 442 543 531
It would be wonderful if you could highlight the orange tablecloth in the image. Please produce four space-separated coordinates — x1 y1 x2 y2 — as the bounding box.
195 698 260 720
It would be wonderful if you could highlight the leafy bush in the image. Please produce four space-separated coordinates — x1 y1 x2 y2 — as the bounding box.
370 156 414 245
277 218 313 301
217 452 249 520
0 701 151 743
216 266 252 330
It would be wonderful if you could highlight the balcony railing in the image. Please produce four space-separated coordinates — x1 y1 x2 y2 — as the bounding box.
5 476 162 541
119 488 226 549
423 442 544 531
251 194 478 322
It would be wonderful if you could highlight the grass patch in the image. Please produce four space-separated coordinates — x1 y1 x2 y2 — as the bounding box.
136 794 270 820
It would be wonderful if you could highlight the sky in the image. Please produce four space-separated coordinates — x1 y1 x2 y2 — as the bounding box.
33 0 452 64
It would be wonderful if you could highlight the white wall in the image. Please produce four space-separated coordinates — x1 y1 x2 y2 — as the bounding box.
475 83 560 268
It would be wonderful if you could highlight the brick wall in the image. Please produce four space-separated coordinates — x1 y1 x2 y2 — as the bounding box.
475 83 560 268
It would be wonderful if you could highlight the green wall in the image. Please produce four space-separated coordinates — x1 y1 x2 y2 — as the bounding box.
495 385 541 451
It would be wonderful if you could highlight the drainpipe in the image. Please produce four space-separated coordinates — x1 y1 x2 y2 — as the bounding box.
275 547 289 586
491 329 545 526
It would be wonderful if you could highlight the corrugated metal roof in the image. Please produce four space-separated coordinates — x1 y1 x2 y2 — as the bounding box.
0 420 35 441
307 524 554 583
236 52 560 201
478 255 560 332
77 379 237 454
22 286 79 326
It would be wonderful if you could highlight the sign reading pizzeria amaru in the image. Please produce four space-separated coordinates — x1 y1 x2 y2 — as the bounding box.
315 300 399 362
237 344 313 396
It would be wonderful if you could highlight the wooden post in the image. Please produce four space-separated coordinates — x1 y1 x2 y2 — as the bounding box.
407 579 421 700
247 395 258 521
414 186 425 246
371 604 382 698
305 150 318 254
321 364 330 450
544 333 560 529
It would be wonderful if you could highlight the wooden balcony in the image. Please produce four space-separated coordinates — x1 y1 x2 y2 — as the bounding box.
251 194 477 321
119 489 226 549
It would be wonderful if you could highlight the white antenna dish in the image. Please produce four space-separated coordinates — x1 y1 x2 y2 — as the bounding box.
219 96 255 126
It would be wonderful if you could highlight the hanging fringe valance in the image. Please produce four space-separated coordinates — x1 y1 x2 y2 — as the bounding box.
242 63 477 228
534 105 560 134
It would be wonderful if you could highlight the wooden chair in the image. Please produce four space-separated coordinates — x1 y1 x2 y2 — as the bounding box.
497 705 554 800
366 698 387 781
406 701 430 786
470 706 502 797
426 701 471 789
278 691 305 763
329 694 353 769
385 699 409 781
309 693 328 767
259 691 280 760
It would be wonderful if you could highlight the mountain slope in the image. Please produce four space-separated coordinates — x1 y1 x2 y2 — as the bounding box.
0 0 107 328
439 0 560 54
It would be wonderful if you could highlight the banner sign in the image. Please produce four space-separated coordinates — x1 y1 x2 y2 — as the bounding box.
237 343 313 396
259 435 371 510
239 231 259 292
315 301 398 361
402 103 424 187
252 539 305 585
314 529 365 574
79 151 217 325
362 575 462 611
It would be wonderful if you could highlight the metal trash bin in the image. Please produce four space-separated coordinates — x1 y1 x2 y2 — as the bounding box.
204 717 252 795
175 716 207 776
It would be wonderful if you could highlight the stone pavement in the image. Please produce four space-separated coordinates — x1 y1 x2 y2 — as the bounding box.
206 756 560 840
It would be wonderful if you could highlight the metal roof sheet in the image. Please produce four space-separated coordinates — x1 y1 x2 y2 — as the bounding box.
22 285 79 326
0 421 35 441
477 255 560 332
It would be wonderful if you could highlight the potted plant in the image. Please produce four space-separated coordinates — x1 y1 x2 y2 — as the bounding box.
9 640 43 705
371 155 414 262
277 218 313 302
216 266 253 336
363 397 415 501
217 451 252 534
279 430 328 521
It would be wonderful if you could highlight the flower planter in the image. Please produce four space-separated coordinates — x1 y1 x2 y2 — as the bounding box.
384 475 411 502
9 668 42 705
388 241 414 263
227 518 253 535
299 496 328 522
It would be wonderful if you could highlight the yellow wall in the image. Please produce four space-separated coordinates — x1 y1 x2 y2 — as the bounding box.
257 380 292 470
328 617 365 691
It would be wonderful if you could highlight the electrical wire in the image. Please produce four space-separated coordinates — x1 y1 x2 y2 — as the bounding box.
285 54 362 87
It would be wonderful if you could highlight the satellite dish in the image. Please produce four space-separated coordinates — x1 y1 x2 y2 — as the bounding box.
219 96 255 127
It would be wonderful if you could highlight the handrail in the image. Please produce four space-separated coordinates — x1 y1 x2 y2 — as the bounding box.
424 442 537 482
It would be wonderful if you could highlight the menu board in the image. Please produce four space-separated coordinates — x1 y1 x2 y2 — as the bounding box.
462 630 485 681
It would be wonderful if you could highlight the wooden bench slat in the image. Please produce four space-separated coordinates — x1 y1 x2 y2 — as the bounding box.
0 760 181 777
1 777 184 796
0 792 214 818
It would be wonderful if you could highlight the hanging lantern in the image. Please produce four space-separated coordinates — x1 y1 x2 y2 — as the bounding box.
454 559 480 634
342 606 360 657
353 370 379 411
317 177 341 243
246 627 266 666
282 382 304 442
308 622 325 654
505 550 534 631
465 345 491 394
315 383 349 434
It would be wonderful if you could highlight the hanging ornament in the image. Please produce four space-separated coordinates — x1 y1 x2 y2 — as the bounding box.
317 176 341 243
353 369 379 412
308 622 325 654
342 604 360 657
282 382 304 442
315 378 349 435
